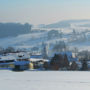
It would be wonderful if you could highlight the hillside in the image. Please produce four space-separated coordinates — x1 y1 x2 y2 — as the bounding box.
38 19 90 28
0 20 90 53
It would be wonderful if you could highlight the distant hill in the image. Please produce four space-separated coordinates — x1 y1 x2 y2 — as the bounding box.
79 24 90 27
39 19 90 28
0 23 32 38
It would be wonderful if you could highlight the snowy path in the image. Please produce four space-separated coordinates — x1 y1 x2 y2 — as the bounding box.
0 70 90 90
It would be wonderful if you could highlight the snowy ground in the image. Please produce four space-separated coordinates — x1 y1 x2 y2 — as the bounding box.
0 70 90 90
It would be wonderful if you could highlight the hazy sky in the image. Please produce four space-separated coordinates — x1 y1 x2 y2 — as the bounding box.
0 0 90 25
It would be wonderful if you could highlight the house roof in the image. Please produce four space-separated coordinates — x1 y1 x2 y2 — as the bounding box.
30 55 42 59
0 52 30 61
30 58 49 62
0 55 16 61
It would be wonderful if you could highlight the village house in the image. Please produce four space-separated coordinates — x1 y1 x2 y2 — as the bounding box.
30 54 50 70
13 52 30 71
0 51 85 71
0 52 30 71
0 55 15 69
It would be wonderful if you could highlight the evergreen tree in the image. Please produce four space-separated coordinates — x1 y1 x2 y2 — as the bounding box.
81 60 88 70
50 54 63 70
43 62 49 70
63 54 69 69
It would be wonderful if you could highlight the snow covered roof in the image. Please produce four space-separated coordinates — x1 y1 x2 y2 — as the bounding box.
30 58 49 62
30 55 42 59
13 52 30 60
0 55 16 61
0 52 30 61
15 61 30 65
61 51 72 56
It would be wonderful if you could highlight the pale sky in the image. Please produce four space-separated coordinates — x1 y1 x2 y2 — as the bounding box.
0 0 90 25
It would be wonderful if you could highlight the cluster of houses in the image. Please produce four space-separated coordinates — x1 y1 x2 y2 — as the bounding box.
0 51 49 71
0 52 30 71
0 51 90 71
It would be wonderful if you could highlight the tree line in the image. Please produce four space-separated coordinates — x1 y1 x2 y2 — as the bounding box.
0 23 32 38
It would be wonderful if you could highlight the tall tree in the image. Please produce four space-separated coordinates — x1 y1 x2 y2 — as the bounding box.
63 54 69 68
81 60 88 71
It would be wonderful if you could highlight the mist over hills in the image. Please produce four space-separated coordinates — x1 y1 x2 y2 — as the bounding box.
38 19 90 28
0 23 32 38
0 19 90 51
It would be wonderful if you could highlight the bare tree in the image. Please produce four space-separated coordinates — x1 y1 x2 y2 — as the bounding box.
53 41 68 52
0 46 4 54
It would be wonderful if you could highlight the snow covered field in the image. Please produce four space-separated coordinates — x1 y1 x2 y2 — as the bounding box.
0 70 90 90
